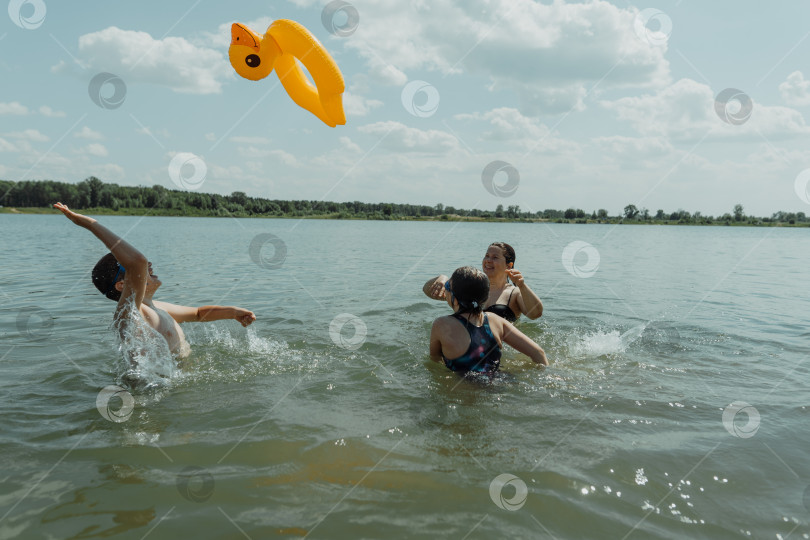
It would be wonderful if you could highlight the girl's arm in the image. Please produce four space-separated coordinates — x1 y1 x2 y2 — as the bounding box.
499 318 549 366
429 319 445 363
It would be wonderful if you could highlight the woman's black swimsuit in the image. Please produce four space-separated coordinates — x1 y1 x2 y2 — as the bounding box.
443 313 502 373
483 286 517 323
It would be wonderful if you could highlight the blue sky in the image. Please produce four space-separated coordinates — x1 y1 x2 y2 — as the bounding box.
1 0 809 216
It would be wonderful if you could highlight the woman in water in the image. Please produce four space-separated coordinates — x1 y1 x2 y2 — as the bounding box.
430 266 548 372
422 242 543 323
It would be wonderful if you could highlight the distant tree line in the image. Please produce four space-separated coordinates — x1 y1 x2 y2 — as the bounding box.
0 177 807 225
619 203 807 225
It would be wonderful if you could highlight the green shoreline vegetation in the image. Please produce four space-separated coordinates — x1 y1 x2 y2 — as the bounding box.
1 177 807 227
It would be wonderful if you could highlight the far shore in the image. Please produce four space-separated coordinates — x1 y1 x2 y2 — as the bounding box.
2 206 807 227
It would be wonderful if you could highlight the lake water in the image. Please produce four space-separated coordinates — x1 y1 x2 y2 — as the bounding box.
1 215 808 539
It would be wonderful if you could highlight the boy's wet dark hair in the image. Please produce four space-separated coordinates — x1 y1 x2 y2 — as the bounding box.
489 242 516 267
449 266 489 315
92 253 123 301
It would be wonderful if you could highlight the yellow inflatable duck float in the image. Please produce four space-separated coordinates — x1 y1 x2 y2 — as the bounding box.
229 19 346 127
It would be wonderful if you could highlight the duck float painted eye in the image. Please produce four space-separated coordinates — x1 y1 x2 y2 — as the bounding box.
229 19 346 128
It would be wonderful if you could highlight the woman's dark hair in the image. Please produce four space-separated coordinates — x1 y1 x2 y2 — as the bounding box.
92 253 123 301
489 242 516 267
449 266 489 315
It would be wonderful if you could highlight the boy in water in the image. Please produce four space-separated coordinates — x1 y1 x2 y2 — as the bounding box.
54 203 256 360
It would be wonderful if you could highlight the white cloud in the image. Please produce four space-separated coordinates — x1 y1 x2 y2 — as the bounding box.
136 126 169 139
71 27 231 94
0 138 17 152
595 135 673 160
339 136 362 154
344 92 384 117
17 151 72 170
75 126 104 140
39 105 66 118
82 143 109 157
515 85 588 115
358 121 460 153
779 71 810 107
209 164 245 179
268 149 298 166
0 102 28 115
230 136 273 146
203 17 275 49
245 161 264 173
365 57 408 86
601 78 810 141
325 0 669 114
93 163 125 181
6 129 49 142
593 135 678 170
234 145 299 166
454 107 581 156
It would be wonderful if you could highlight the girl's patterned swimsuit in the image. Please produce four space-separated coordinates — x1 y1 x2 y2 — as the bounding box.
443 313 502 373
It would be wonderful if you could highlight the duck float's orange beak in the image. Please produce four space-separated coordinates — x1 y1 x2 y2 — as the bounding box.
231 23 260 52
229 23 279 81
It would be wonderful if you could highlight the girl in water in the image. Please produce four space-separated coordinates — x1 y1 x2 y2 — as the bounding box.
423 242 543 323
429 266 548 373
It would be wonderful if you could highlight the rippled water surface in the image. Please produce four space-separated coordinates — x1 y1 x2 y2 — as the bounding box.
1 215 808 539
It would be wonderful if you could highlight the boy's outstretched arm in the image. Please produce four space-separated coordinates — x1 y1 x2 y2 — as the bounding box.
153 301 256 327
53 202 148 311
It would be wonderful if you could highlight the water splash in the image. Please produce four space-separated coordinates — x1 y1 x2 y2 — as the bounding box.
173 324 315 385
114 301 175 390
569 326 641 357
568 322 679 358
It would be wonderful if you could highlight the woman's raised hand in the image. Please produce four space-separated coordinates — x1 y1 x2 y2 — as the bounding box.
429 275 448 300
506 268 525 288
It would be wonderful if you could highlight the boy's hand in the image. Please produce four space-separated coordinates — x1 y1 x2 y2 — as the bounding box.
234 309 256 327
53 202 96 228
